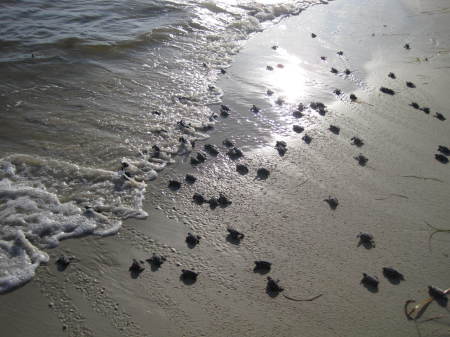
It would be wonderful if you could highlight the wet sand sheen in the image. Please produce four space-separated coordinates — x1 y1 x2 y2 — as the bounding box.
1 0 450 336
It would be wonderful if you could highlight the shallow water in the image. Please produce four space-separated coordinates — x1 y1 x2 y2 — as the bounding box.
0 0 322 292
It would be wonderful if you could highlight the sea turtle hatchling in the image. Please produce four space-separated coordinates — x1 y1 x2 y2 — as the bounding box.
186 233 201 246
357 232 375 248
324 196 339 210
361 273 379 289
227 228 245 240
147 254 166 268
254 261 272 273
181 269 199 281
382 267 404 281
266 277 284 293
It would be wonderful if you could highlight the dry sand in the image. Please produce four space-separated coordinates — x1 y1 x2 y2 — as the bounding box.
1 0 450 336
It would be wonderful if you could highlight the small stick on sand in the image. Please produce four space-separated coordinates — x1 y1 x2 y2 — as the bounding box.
283 293 323 302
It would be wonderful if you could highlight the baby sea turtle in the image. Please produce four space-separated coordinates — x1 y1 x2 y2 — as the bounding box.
311 33 317 38
410 102 420 110
236 164 249 175
293 125 304 133
220 105 230 117
351 137 364 147
435 154 449 164
266 277 284 293
349 94 357 101
56 255 75 271
250 105 260 113
254 261 272 273
275 97 284 105
333 89 342 95
271 45 278 50
320 56 327 60
420 107 430 114
297 102 306 112
388 72 396 79
168 180 181 190
181 269 198 282
361 273 379 289
218 194 232 206
344 69 351 75
382 267 404 281
357 232 375 248
324 196 339 210
434 112 446 121
337 51 344 56
191 152 207 165
266 89 274 96
227 147 243 160
428 286 448 303
266 65 274 71
331 67 338 74
438 145 450 156
275 141 287 156
406 81 415 88
204 144 219 156
186 233 201 246
227 228 245 240
404 43 410 50
220 68 226 74
302 134 312 144
354 154 368 166
380 87 395 95
185 174 197 184
223 139 234 147
129 259 145 274
292 110 304 118
147 254 166 268
329 125 340 135
256 168 270 180
208 197 219 209
193 193 206 204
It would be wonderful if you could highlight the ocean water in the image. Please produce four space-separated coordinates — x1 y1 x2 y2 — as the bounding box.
0 0 321 293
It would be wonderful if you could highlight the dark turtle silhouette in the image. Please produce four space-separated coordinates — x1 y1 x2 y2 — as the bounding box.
380 87 395 95
388 72 396 79
324 196 338 210
193 193 206 204
404 43 410 50
361 273 379 289
266 65 274 71
334 89 342 95
337 51 344 56
410 102 420 110
275 141 287 156
223 139 234 147
344 69 351 75
310 102 327 116
435 154 449 164
218 194 232 207
186 233 201 247
227 147 243 160
351 137 364 147
56 255 75 271
147 254 166 269
204 144 219 156
275 97 284 105
208 197 219 209
181 269 198 283
428 286 448 305
420 107 430 114
227 228 245 242
220 68 226 74
220 105 230 117
329 125 340 135
251 104 260 113
350 94 357 101
311 33 317 38
254 261 271 274
302 134 312 144
168 180 181 190
256 168 270 180
354 154 368 166
382 267 404 281
331 67 338 74
185 174 197 184
438 146 450 156
293 125 304 133
297 102 306 112
191 152 207 165
266 89 274 96
271 45 278 50
292 110 304 118
266 277 284 293
236 164 249 175
129 259 145 277
320 56 327 60
435 112 446 121
357 232 375 248
406 81 415 88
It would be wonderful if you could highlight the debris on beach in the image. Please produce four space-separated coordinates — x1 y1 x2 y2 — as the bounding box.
406 81 416 88
380 87 395 95
186 233 201 247
357 232 375 248
434 112 446 121
351 137 364 147
168 180 181 190
185 174 197 184
405 286 450 320
329 125 340 135
354 154 368 166
324 196 339 210
293 125 304 133
256 168 270 180
435 154 449 164
388 72 396 79
254 261 272 273
275 141 287 156
382 267 404 282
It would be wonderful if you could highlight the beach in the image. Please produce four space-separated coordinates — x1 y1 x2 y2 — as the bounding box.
1 0 450 336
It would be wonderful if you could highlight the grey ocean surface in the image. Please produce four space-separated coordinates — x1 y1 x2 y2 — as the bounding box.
0 0 319 293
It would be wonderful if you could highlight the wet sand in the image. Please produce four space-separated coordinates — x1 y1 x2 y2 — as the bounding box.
1 0 450 336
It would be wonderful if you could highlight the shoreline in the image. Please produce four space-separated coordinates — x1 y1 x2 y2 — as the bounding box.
1 0 450 336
